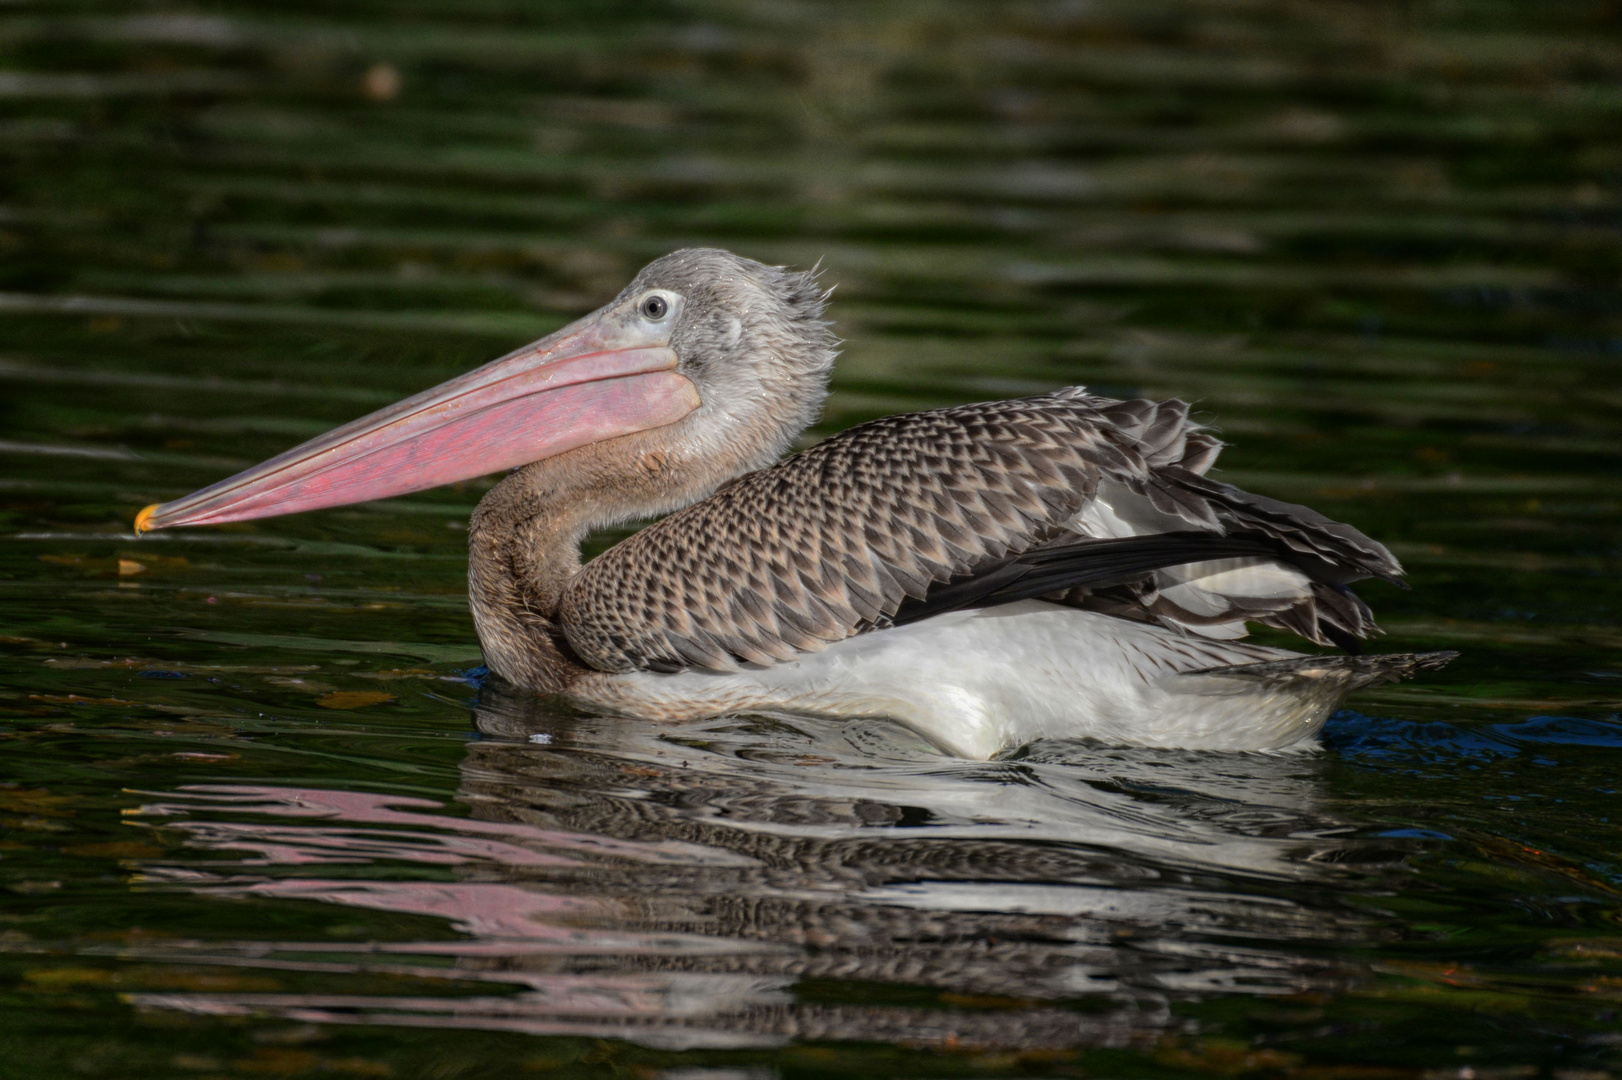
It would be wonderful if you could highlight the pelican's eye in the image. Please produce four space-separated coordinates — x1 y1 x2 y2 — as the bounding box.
639 294 670 320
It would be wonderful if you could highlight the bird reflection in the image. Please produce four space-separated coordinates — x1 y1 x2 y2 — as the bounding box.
125 683 1382 1050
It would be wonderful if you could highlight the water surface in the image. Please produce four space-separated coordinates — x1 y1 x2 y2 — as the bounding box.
2 1 1621 1076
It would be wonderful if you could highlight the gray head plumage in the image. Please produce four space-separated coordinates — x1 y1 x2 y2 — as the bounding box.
621 248 839 468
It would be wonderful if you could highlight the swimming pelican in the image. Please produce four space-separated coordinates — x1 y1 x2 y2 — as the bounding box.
135 249 1453 758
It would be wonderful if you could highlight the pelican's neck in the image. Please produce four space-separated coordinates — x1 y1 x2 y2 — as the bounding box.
467 471 588 692
465 423 774 692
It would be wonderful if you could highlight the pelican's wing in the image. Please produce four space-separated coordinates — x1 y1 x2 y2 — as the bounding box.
559 389 1402 673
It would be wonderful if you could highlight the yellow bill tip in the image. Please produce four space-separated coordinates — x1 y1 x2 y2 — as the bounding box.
133 503 160 535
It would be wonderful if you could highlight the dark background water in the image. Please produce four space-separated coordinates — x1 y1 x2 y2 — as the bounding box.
2 1 1621 1076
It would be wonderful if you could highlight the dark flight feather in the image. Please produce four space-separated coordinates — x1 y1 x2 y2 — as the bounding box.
886 532 1318 626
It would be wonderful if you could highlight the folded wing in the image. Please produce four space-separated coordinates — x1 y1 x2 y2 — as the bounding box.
560 388 1402 673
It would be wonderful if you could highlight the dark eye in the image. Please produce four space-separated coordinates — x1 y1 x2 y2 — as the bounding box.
640 294 669 320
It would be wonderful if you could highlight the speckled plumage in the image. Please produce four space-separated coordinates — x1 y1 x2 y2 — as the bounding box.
559 388 1398 675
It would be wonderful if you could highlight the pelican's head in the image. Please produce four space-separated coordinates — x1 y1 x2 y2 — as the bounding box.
134 248 836 534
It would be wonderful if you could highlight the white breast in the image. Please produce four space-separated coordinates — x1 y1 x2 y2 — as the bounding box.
585 601 1345 759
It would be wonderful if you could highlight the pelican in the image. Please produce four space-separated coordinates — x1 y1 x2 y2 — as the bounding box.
136 249 1453 758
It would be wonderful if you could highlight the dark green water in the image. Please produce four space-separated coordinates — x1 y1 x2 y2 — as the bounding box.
3 1 1621 1076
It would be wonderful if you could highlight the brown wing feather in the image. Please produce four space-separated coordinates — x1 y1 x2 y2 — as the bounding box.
559 388 1397 673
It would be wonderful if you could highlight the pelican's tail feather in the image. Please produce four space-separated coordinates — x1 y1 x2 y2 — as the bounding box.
1187 650 1458 692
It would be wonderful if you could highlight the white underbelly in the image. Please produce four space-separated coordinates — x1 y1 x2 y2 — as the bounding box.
577 602 1349 759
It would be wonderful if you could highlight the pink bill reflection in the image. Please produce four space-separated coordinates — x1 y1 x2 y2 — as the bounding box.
122 785 792 1050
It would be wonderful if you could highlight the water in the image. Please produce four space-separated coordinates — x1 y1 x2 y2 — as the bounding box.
2 0 1621 1075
